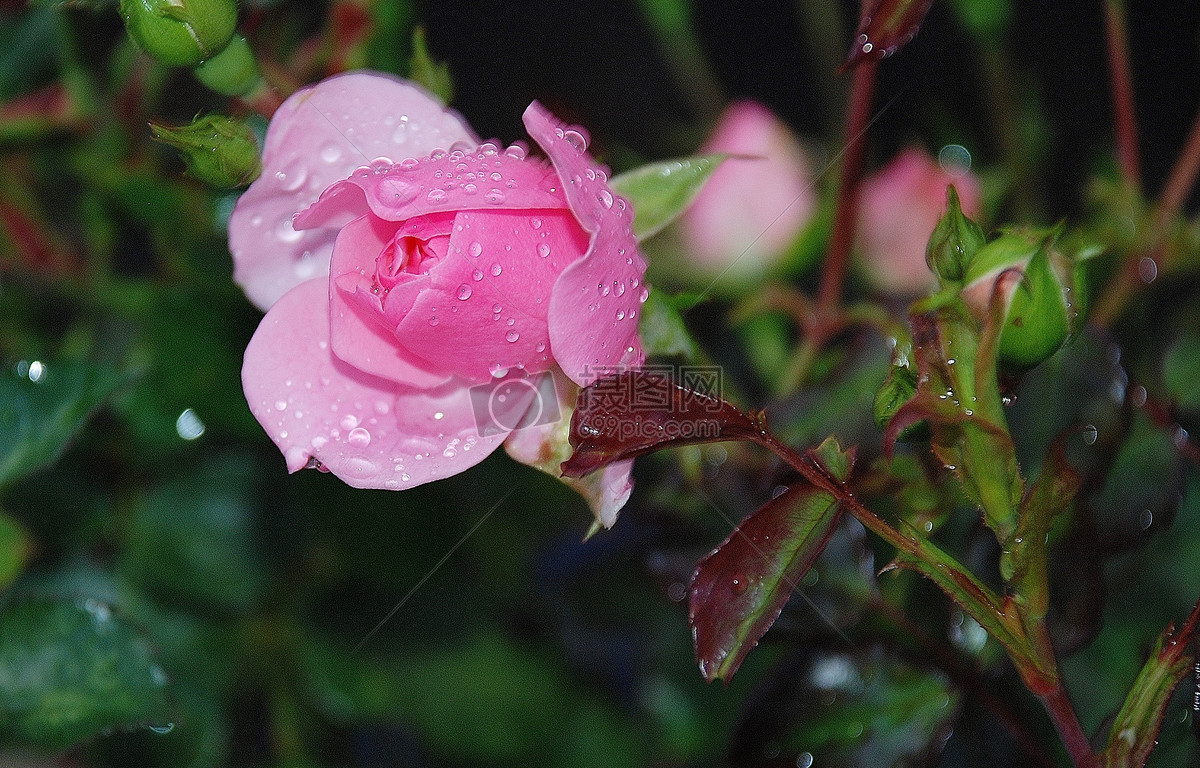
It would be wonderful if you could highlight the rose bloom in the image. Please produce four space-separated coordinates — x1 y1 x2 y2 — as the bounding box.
856 146 982 295
678 100 816 280
229 72 647 527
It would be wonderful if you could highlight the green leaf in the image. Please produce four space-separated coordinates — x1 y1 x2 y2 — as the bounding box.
638 288 701 359
1163 329 1200 412
0 357 128 490
407 26 453 104
118 454 267 615
0 511 33 592
610 154 724 240
0 598 171 750
689 441 854 681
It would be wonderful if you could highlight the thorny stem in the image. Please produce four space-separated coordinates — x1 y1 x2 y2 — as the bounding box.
749 425 1099 767
1103 0 1141 188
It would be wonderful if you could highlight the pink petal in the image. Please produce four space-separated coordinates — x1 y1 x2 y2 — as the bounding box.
500 369 634 527
294 143 569 231
229 71 477 311
679 100 816 272
857 146 982 295
395 209 588 380
523 102 648 386
326 214 452 389
242 278 508 489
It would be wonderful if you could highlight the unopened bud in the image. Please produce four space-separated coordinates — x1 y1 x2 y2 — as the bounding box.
962 228 1080 369
151 114 260 188
194 35 259 96
874 355 925 440
926 185 986 285
119 0 238 67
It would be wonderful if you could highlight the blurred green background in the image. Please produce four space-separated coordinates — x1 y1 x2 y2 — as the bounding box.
1 1 1199 766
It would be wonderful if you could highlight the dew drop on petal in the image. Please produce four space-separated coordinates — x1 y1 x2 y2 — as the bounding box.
348 427 372 447
274 400 288 411
506 330 520 342
472 269 484 281
537 243 551 258
463 183 477 194
492 303 503 314
340 414 359 430
491 263 503 276
276 218 303 244
535 341 546 352
427 189 446 204
485 188 505 203
320 143 342 163
616 309 625 321
457 284 473 300
469 241 483 258
429 316 439 326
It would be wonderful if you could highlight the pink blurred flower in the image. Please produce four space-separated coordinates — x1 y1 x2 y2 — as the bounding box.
230 71 647 527
678 101 816 278
856 146 982 295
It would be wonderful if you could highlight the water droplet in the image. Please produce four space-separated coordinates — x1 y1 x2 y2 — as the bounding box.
433 411 445 420
276 218 303 244
491 263 503 276
457 284 472 300
506 317 515 326
531 217 543 229
614 281 625 296
485 188 505 203
598 282 610 296
463 183 477 194
1082 424 1098 445
597 189 614 208
426 189 446 204
616 310 625 320
348 427 372 447
320 143 342 163
275 162 307 191
639 288 649 302
401 472 411 481
340 414 359 430
562 128 588 151
469 241 483 258
274 400 287 411
429 316 439 326
443 446 457 458
148 723 175 735
492 303 503 314
537 243 551 258
504 143 527 159
535 341 546 352
506 330 520 342
1138 257 1158 283
472 269 484 281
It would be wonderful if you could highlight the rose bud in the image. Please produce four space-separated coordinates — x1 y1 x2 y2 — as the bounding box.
926 185 986 285
119 0 238 67
960 227 1081 370
676 101 816 285
150 114 260 188
857 146 982 296
230 72 648 528
194 34 260 97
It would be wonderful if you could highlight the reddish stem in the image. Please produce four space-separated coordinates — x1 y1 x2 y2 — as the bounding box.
815 57 878 326
1039 684 1099 768
1103 0 1141 187
1157 104 1200 220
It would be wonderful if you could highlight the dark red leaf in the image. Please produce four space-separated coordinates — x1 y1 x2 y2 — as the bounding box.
561 369 765 478
842 0 934 70
689 440 854 682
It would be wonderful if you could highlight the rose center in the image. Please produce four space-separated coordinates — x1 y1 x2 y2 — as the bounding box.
375 229 450 292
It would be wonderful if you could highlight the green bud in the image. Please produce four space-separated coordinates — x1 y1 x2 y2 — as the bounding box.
151 114 260 188
874 345 927 440
926 185 986 284
194 34 259 96
962 227 1081 370
119 0 238 67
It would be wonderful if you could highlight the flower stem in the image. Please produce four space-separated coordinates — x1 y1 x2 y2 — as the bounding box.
1103 0 1141 188
816 57 877 323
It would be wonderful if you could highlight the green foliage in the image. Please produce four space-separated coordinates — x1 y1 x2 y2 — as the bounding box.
0 598 172 750
610 154 725 240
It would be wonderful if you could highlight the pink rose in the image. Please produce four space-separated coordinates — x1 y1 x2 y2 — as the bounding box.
857 146 982 295
230 71 647 527
678 100 816 278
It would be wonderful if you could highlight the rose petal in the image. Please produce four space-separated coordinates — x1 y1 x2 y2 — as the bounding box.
394 209 588 380
293 142 569 231
326 214 452 389
242 278 508 489
501 370 633 528
523 102 647 386
230 71 476 311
